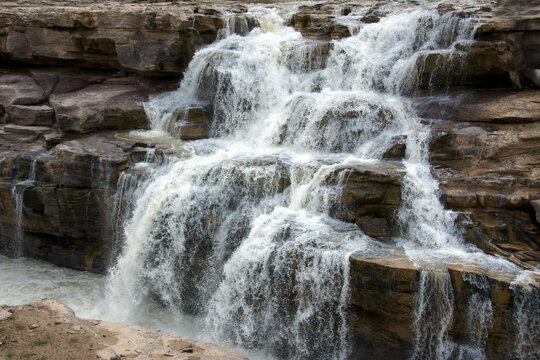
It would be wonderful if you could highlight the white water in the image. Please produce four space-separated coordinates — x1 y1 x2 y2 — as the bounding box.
109 4 485 360
457 273 493 360
511 272 540 360
411 267 454 360
0 255 104 319
1 2 539 360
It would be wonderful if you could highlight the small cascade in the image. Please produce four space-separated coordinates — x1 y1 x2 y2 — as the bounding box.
218 13 259 39
457 273 493 360
8 154 45 258
10 182 27 258
411 267 455 360
511 272 540 360
112 173 139 246
28 159 38 182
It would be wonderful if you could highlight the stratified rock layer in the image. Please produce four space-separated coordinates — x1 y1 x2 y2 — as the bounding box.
349 252 540 360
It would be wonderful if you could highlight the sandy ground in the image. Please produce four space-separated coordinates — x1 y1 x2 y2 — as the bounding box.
0 299 247 360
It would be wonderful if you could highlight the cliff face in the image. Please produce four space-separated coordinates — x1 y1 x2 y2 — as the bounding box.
0 0 539 359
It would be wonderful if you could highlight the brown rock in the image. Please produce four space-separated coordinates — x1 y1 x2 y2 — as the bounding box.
0 2 226 76
6 104 54 126
327 163 403 226
418 90 540 123
0 74 45 106
168 107 211 140
291 4 351 40
356 216 392 237
531 200 540 224
350 251 539 359
49 84 149 133
382 136 406 160
3 124 51 139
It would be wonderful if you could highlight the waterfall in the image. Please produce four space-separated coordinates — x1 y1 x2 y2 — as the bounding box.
457 273 494 360
10 182 27 258
511 272 540 360
102 3 524 359
411 267 455 360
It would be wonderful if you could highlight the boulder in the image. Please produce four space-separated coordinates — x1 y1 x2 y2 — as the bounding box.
0 74 45 107
291 4 351 40
326 163 403 234
49 84 149 133
168 107 211 140
5 104 54 126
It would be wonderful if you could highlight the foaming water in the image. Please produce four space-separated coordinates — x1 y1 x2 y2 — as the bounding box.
109 3 491 359
0 255 104 319
456 273 493 360
511 272 540 360
109 3 491 358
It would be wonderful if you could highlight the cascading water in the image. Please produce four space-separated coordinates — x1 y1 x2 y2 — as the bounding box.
411 267 454 360
104 2 537 360
511 272 540 360
10 182 27 258
456 273 493 360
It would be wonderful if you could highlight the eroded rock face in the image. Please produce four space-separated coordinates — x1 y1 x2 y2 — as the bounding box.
418 89 540 269
0 1 229 76
168 107 211 140
326 163 403 237
349 252 540 360
0 130 165 272
50 84 149 133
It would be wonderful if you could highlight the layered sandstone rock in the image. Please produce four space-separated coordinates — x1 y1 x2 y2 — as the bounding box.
0 1 234 76
349 252 540 359
415 89 540 269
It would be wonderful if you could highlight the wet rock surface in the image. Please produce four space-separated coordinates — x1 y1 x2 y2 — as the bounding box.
0 130 165 272
349 251 540 360
419 89 540 269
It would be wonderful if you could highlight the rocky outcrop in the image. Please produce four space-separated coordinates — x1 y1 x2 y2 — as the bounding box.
349 252 540 360
327 163 403 237
0 128 169 272
50 84 149 133
416 90 540 269
0 299 247 360
0 1 234 77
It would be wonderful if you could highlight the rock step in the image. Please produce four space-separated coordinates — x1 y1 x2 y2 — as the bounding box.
349 251 540 359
